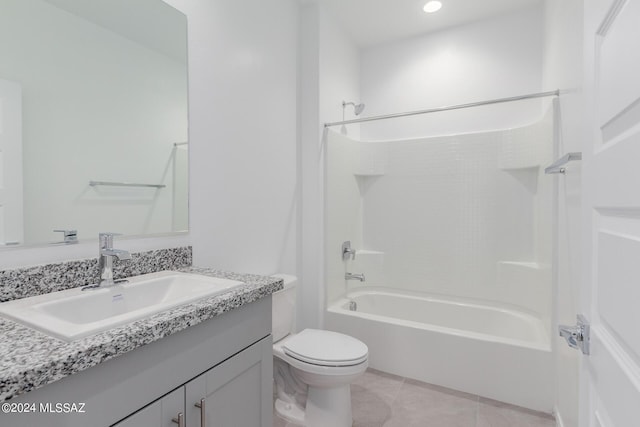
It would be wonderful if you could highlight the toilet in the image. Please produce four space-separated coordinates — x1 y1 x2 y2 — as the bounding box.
271 274 368 427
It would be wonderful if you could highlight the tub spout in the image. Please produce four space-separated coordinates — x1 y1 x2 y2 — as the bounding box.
345 272 365 282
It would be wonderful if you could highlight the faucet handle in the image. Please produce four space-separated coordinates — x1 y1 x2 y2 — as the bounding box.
342 241 357 261
99 232 122 237
99 232 122 249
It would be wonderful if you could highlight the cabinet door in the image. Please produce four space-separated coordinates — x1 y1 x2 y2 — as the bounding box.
112 387 184 427
185 336 272 427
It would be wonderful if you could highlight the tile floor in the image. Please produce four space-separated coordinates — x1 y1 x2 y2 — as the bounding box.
273 368 556 427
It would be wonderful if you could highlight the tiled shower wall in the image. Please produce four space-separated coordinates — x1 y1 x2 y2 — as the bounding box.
326 108 554 323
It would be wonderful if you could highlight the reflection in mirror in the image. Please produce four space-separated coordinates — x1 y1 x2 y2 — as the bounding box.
0 0 188 247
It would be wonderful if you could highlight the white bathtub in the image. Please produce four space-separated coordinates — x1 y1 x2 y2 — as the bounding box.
326 287 553 412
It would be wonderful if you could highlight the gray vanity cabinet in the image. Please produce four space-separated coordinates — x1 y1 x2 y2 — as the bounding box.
184 335 273 427
112 336 272 427
112 387 183 427
3 297 273 427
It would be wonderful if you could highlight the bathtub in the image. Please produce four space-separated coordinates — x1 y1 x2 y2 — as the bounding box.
325 287 553 412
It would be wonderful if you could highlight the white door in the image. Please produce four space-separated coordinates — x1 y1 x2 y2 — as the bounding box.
581 0 640 425
0 79 23 245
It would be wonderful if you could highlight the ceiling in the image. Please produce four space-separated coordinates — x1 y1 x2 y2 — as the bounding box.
318 0 542 47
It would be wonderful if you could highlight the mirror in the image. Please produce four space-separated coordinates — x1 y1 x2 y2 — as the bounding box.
0 0 188 247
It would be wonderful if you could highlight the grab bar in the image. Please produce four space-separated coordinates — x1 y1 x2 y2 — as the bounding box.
544 152 582 174
89 180 166 189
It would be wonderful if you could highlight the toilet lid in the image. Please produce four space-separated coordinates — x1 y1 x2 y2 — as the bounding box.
282 329 368 367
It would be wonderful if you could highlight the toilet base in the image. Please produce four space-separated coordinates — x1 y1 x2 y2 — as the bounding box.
274 384 354 427
274 398 305 425
305 384 353 427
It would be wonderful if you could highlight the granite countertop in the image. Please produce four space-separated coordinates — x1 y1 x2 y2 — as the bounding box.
0 267 283 401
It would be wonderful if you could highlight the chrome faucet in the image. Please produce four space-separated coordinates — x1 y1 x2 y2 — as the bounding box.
97 232 131 287
345 272 365 282
342 241 357 261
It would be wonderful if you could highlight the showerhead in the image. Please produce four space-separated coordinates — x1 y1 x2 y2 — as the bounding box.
342 101 366 116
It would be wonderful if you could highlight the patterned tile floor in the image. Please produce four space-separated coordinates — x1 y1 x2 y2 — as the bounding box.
273 368 556 427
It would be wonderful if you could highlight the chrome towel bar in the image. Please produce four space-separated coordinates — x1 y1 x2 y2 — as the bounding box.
544 152 582 174
89 180 166 189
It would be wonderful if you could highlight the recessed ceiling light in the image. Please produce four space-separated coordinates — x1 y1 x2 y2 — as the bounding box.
423 1 442 13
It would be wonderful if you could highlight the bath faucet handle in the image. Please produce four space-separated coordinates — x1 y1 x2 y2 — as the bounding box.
101 248 132 260
99 232 131 260
99 232 122 249
342 241 357 261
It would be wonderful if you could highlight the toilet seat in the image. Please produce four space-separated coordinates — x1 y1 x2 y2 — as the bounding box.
282 329 368 367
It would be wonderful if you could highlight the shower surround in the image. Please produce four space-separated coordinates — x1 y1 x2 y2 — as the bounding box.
325 108 555 411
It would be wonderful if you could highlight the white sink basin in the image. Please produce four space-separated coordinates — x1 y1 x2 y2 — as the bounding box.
0 271 244 341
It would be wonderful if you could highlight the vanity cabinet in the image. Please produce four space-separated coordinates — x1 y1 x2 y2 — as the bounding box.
112 336 272 427
184 335 271 427
4 296 273 427
112 387 183 427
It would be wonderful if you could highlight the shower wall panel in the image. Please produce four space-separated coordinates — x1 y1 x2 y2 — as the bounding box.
326 110 553 320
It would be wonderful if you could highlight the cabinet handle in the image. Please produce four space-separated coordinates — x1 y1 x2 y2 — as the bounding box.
195 398 206 427
172 412 184 427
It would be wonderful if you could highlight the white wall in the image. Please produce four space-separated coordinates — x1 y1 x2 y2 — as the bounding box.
168 0 299 276
359 5 544 141
318 7 362 140
299 2 322 332
542 1 584 426
299 2 361 330
0 0 188 245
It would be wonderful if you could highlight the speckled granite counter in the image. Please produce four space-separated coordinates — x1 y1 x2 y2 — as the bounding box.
0 247 193 302
0 267 283 401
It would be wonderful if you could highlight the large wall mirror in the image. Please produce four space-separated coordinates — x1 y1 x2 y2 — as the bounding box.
0 0 188 247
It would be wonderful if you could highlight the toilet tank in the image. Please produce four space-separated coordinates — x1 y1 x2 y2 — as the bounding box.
271 274 297 342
